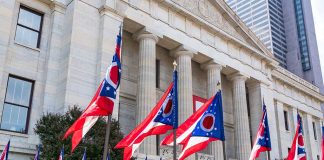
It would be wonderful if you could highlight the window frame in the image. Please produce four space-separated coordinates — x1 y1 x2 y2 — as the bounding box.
156 59 160 88
283 110 289 131
0 74 35 134
313 121 317 140
15 5 44 49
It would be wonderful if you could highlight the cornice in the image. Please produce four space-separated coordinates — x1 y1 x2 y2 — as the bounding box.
272 67 324 102
155 0 276 65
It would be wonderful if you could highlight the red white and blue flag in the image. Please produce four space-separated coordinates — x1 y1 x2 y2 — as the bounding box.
161 90 225 160
81 148 86 160
58 147 64 160
249 102 271 160
286 113 306 160
115 70 178 160
106 152 111 160
34 145 40 160
63 26 122 151
322 126 324 160
0 141 10 160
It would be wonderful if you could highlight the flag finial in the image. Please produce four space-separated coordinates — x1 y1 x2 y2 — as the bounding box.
173 61 177 71
216 81 221 91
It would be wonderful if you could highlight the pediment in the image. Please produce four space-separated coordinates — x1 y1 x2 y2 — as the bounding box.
170 0 272 57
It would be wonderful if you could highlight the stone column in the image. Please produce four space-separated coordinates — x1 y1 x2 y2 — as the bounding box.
202 61 224 159
135 31 159 154
247 82 266 160
229 73 251 160
304 113 314 160
173 47 195 160
173 47 195 124
275 101 285 159
247 81 280 159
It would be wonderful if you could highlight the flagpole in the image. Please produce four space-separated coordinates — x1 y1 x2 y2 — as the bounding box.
173 61 177 160
267 151 270 160
103 116 112 160
103 24 123 160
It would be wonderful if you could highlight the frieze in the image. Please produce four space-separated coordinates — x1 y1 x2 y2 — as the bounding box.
171 0 246 42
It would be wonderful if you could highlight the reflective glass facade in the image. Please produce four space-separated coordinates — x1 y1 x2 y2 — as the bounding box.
226 0 287 68
294 0 311 71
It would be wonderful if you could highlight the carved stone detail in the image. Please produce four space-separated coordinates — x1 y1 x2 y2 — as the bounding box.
171 0 246 42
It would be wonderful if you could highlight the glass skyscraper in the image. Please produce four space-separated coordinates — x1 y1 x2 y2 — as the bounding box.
226 0 324 92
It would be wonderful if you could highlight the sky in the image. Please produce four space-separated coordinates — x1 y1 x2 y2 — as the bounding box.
311 0 324 83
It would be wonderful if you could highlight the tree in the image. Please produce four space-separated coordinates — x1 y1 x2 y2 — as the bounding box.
34 106 123 159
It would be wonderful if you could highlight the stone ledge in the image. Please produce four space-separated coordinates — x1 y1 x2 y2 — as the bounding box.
272 68 324 102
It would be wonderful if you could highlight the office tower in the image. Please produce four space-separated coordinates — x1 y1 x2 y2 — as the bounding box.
226 0 324 92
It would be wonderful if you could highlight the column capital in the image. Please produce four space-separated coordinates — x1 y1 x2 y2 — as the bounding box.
201 60 224 71
50 0 66 12
247 80 270 89
170 45 197 58
227 72 249 82
133 28 160 43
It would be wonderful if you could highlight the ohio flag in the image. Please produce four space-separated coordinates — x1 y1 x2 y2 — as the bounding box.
63 26 122 151
115 70 178 160
34 145 40 160
286 113 306 160
0 141 10 160
249 102 271 160
82 148 86 160
322 125 324 160
161 90 224 160
58 147 64 160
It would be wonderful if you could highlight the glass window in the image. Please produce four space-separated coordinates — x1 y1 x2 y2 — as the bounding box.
284 110 289 131
15 6 43 48
156 59 160 88
0 75 34 133
313 122 317 140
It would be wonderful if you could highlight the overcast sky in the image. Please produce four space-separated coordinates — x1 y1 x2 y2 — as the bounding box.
311 0 324 83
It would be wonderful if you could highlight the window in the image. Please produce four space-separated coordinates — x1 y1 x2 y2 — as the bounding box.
313 122 317 140
15 6 43 48
0 75 34 133
156 59 160 88
284 110 289 131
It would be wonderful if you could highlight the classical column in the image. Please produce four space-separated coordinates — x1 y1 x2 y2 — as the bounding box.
229 73 251 160
174 48 194 124
202 61 224 159
135 31 159 154
304 114 314 160
247 82 266 159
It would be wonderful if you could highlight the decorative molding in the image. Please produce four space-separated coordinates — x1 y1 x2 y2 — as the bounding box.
227 72 250 82
132 27 163 42
272 67 324 102
200 59 225 70
49 0 66 13
170 45 197 58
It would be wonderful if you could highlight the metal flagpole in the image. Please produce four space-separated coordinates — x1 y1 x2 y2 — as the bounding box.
103 24 123 160
103 116 112 160
267 151 270 160
173 128 177 160
173 61 177 160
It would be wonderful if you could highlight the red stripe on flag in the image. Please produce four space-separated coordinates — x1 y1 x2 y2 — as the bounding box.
161 96 215 145
178 138 216 160
115 83 174 148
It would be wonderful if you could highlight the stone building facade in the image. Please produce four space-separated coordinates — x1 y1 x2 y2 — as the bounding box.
0 0 323 160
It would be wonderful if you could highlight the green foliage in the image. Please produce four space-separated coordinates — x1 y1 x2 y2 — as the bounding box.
34 106 123 159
